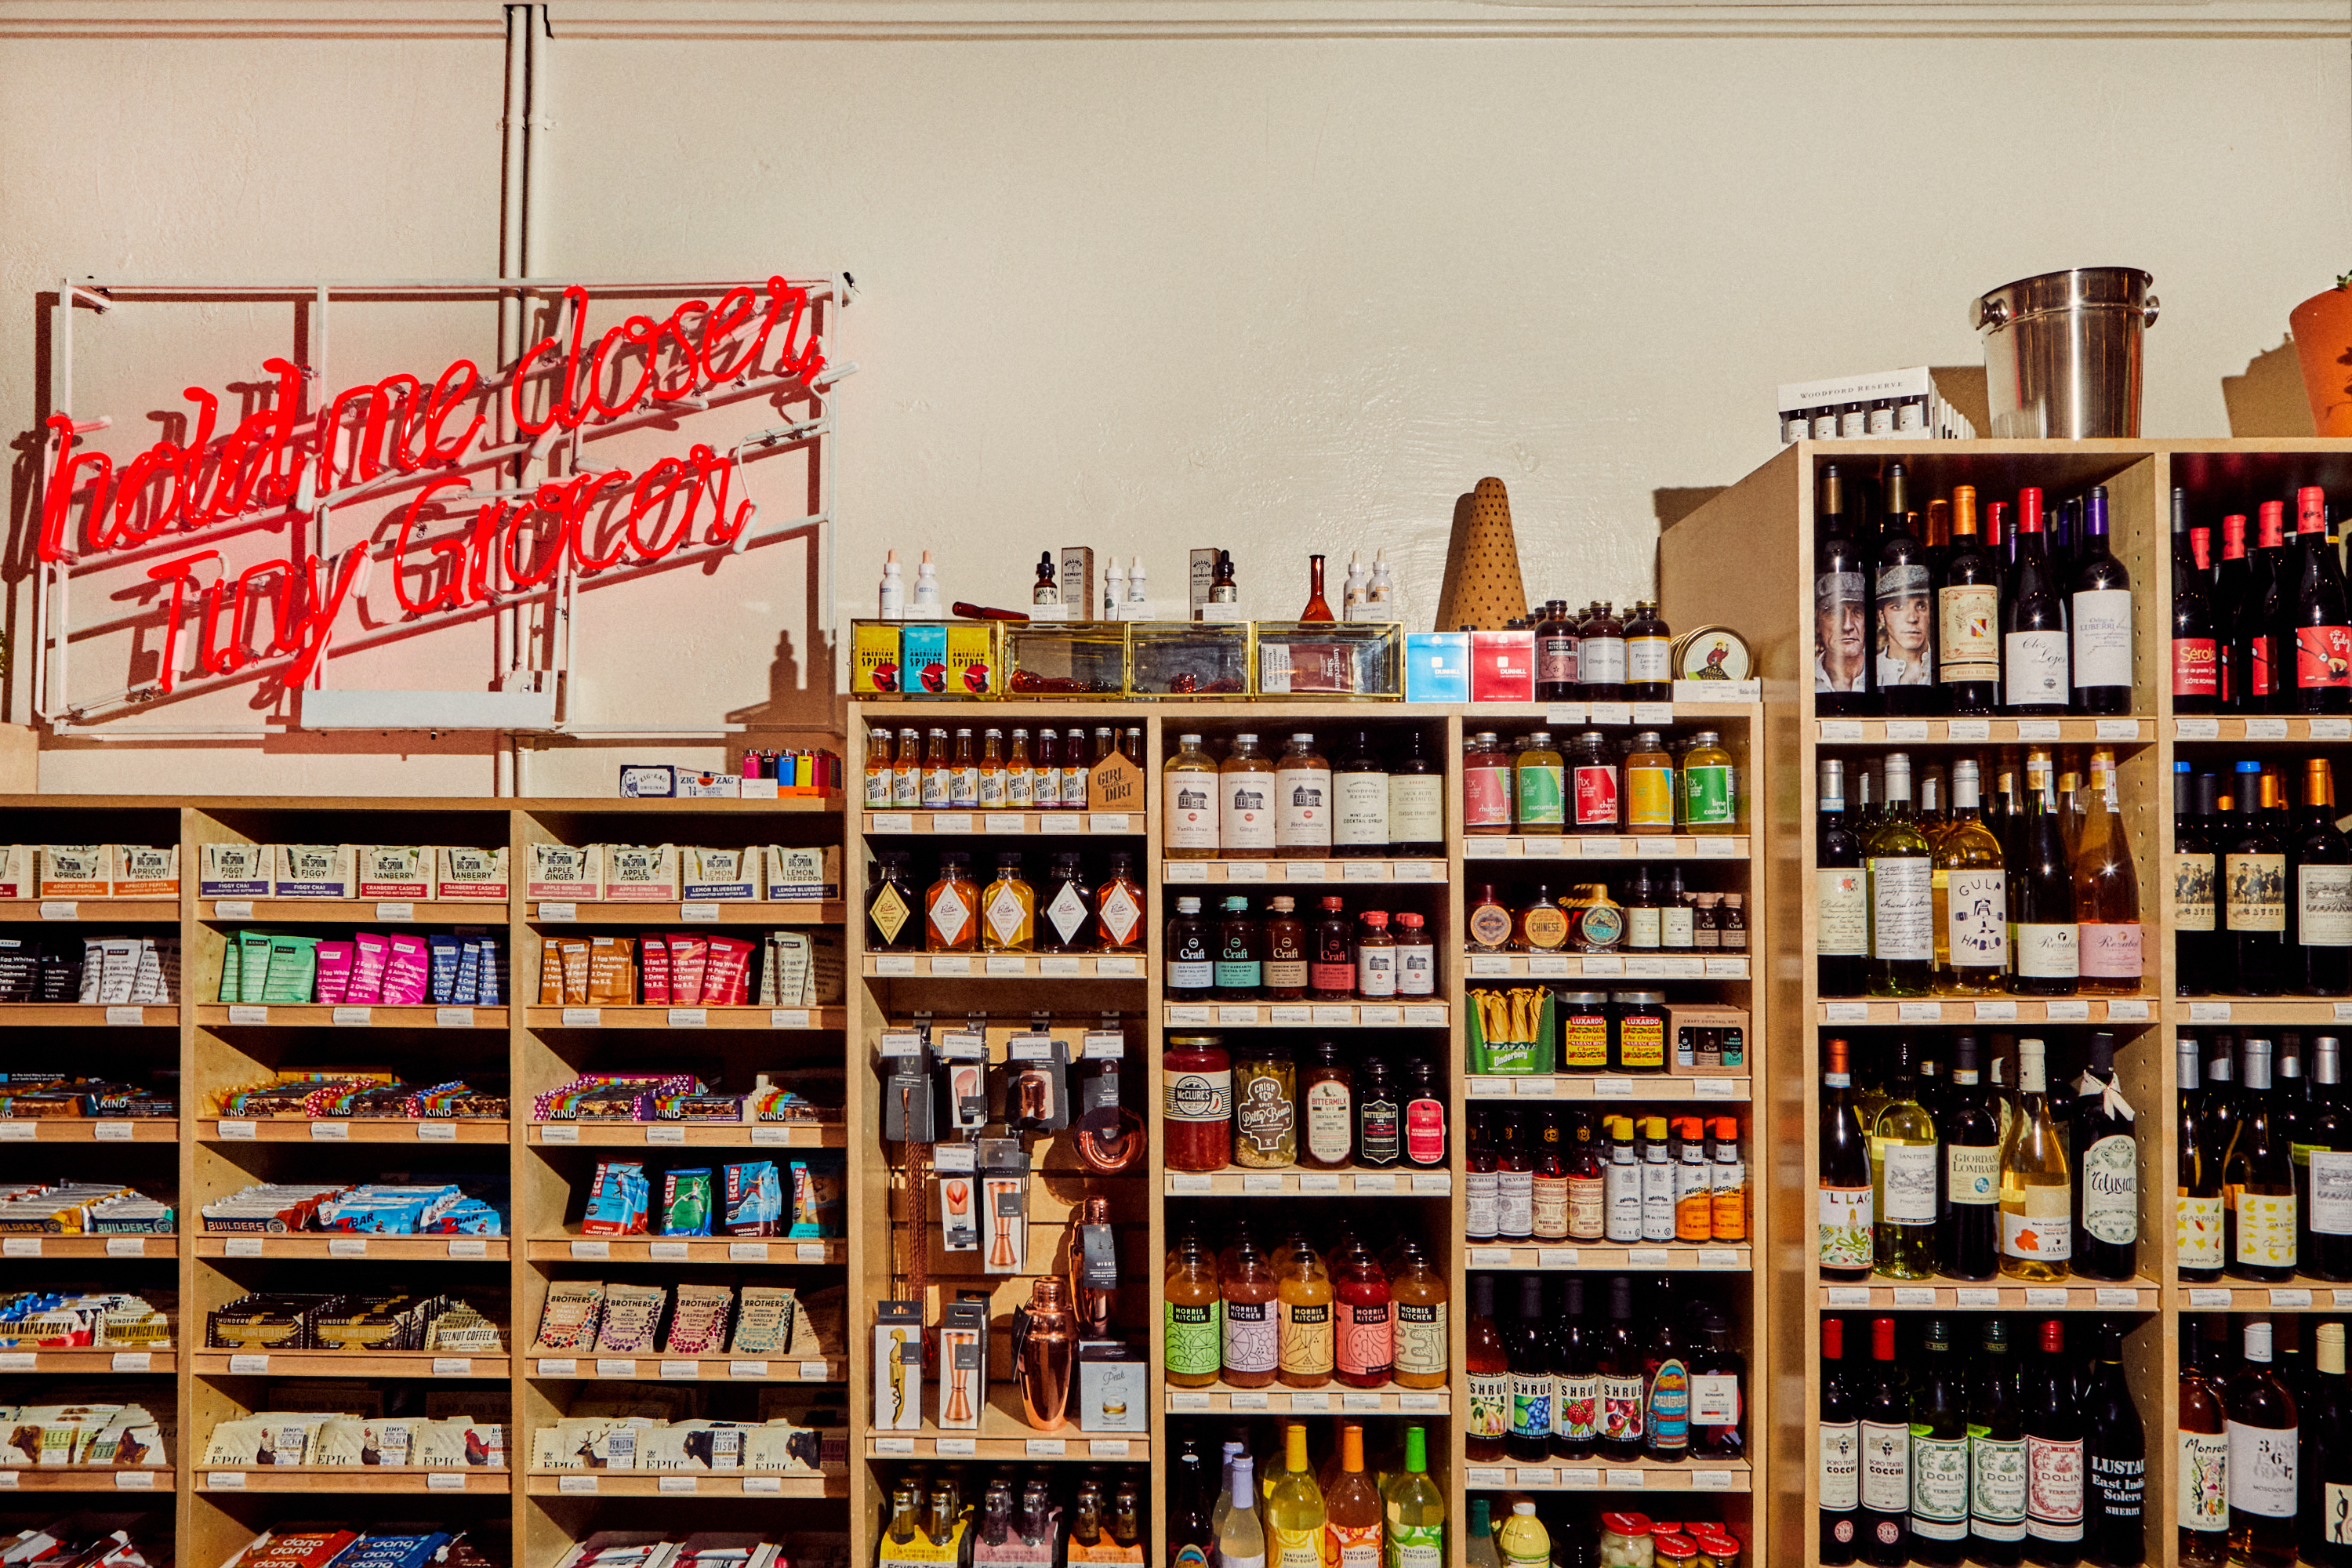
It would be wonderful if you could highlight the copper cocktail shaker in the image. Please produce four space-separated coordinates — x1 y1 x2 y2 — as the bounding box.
1014 1276 1076 1430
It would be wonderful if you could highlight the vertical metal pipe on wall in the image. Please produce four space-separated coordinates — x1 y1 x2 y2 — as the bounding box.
496 4 546 795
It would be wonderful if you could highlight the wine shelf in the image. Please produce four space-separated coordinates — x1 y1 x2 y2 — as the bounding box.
1162 858 1447 884
1161 1000 1450 1027
1814 996 2157 1025
1462 1458 1751 1494
1461 835 1747 862
1465 1243 1752 1272
1816 1276 2159 1311
1162 1167 1454 1196
2180 1280 2352 1311
2173 996 2352 1024
1163 1382 1450 1415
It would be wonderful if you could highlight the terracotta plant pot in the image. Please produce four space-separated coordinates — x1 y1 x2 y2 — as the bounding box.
2288 285 2352 435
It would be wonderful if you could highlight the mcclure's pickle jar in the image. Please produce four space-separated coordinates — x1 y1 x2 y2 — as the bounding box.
1161 1034 1232 1172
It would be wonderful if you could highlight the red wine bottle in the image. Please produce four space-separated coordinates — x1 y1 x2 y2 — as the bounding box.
1939 485 2001 716
2291 485 2352 713
2068 1032 2139 1282
2224 1317 2299 1568
2216 511 2256 710
1820 1316 1860 1566
1859 1316 1911 1566
1817 464 1878 715
1877 463 1936 714
1936 1033 2001 1280
2227 760 2289 996
2002 488 2071 716
2255 499 2293 713
2069 485 2133 714
2296 757 2352 996
2172 486 2222 713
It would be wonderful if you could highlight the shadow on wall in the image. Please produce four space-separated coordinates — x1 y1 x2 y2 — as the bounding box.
726 623 846 766
2223 337 2319 438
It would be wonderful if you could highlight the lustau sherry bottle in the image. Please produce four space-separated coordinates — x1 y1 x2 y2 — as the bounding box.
2082 1319 2147 1567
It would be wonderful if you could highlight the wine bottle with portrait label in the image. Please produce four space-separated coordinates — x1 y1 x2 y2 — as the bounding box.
1818 464 1878 715
1877 465 1937 714
2174 764 2220 991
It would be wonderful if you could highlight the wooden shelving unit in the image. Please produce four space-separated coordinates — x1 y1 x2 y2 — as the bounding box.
1659 435 2352 1566
0 791 851 1568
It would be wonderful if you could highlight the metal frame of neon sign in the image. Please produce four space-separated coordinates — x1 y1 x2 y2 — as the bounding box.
31 274 855 739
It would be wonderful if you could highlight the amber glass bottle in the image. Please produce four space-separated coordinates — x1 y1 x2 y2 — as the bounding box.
1094 853 1144 953
1310 896 1356 1000
1276 1236 1336 1388
924 852 980 953
1264 896 1309 999
1220 1225 1279 1388
1390 1242 1449 1389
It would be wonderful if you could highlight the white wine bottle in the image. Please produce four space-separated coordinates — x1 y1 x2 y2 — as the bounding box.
1998 1036 2072 1282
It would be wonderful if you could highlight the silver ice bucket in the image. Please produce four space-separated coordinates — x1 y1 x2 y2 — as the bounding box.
1973 268 2158 438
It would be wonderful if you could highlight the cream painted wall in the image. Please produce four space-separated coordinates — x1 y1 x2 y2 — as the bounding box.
5 16 2349 794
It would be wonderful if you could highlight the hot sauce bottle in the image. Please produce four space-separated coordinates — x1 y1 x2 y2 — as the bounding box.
1094 853 1144 953
1219 1225 1278 1388
1161 1034 1232 1173
1332 1243 1393 1389
1309 896 1355 1000
1263 896 1309 999
921 727 953 808
924 851 980 953
1464 731 1515 836
1468 884 1516 953
1301 1040 1354 1171
1033 728 1062 810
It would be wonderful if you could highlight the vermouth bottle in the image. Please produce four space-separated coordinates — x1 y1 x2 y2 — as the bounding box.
1860 1316 1911 1566
1907 1319 1971 1566
2068 1032 2139 1282
1864 753 1935 997
2069 486 2133 713
1969 1317 2027 1568
2024 1318 2086 1566
1821 1316 1861 1566
2225 1318 2299 1568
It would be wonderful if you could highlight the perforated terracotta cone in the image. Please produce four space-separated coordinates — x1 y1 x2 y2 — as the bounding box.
1434 476 1530 631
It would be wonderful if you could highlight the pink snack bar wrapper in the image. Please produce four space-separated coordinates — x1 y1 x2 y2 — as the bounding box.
348 932 390 1004
702 937 753 1006
381 933 431 1004
314 941 356 1005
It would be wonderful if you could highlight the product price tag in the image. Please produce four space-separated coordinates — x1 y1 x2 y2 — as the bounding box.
1523 836 1566 858
375 901 415 921
650 1241 691 1261
929 814 973 834
1397 859 1438 880
223 1236 263 1257
795 1241 826 1261
1530 953 1571 977
1167 1004 1210 1025
103 1236 144 1258
1411 1171 1450 1194
1352 1173 1397 1193
729 1241 771 1261
681 902 725 924
434 1357 474 1377
659 1359 700 1379
1341 860 1384 883
667 1007 708 1028
1703 957 1748 979
209 1472 246 1490
873 955 916 976
1298 1172 1340 1192
1268 1004 1312 1024
985 812 1028 835
1469 1247 1513 1267
2104 999 2150 1022
228 1004 269 1025
558 1475 598 1494
2015 719 2062 741
2189 1001 2231 1023
2086 1288 2141 1308
1698 1248 1742 1269
2044 999 2090 1022
1892 1287 1935 1306
1229 1391 1269 1411
1628 1247 1671 1267
1166 861 1207 881
1089 1439 1131 1458
2190 1288 2234 1308
2336 1290 2352 1308
1594 1077 1633 1097
542 1123 579 1142
1089 813 1132 834
1399 1392 1443 1411
94 1120 134 1142
1341 1391 1384 1412
1582 836 1633 859
597 1359 639 1377
1692 1468 1735 1490
105 1006 143 1025
1604 1468 1646 1489
1582 955 1624 977
869 812 913 834
1625 956 1668 978
1586 702 1632 727
1243 1172 1282 1194
1169 1172 1213 1193
310 1120 350 1141
332 1006 372 1025
538 1359 579 1377
742 1475 784 1494
328 1237 368 1257
2248 717 2290 740
771 1008 813 1029
1956 1287 2000 1307
38 900 77 920
2024 1288 2067 1308
229 1354 270 1375
1544 702 1586 726
0 1123 31 1142
538 901 577 921
561 1007 601 1026
1818 720 1864 741
726 1359 768 1379
1360 1004 1402 1026
2317 718 2352 740
1468 1466 1509 1488
0 1353 31 1372
1403 1004 1447 1027
2092 718 2139 742
1514 1076 1556 1098
644 1124 686 1144
1825 1287 1870 1307
933 1436 976 1457
1972 1000 2018 1022
1040 813 1083 836
1515 1466 1557 1486
1693 1079 1737 1099
1468 1077 1510 1098
436 1007 475 1029
1823 1002 1869 1024
1283 860 1327 881
1630 701 1675 726
657 1476 695 1494
114 1473 154 1490
1096 955 1141 977
985 953 1026 976
1562 1468 1602 1490
1896 1001 1941 1023
1171 1391 1210 1411
1538 1248 1579 1269
571 1240 610 1260
1231 862 1271 881
111 1352 151 1372
748 1125 790 1147
1311 1004 1356 1025
1884 720 1930 742
2272 1288 2314 1308
2173 717 2220 742
1218 1004 1261 1025
215 899 256 920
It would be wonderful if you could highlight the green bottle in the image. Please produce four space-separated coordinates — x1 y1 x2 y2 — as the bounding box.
1381 1425 1446 1568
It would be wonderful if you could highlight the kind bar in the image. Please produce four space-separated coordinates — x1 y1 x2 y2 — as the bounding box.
604 844 680 902
278 844 358 898
529 842 603 900
38 845 111 899
114 846 179 898
662 1283 734 1356
358 846 431 900
728 1286 798 1355
533 1281 606 1352
438 844 510 900
594 1282 667 1354
198 841 276 897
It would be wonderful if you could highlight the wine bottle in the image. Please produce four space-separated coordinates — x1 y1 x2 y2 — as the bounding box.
1822 1315 1862 1566
1870 1037 1939 1280
2303 1320 2348 1566
1935 758 2010 995
2082 1319 2147 1568
1320 1424 1382 1568
1940 484 2001 716
2014 749 2081 997
2226 1317 2300 1568
1266 1423 1327 1568
2174 486 2223 712
1818 463 1878 713
2291 484 2352 712
1908 1318 1971 1566
2069 1032 2139 1282
1218 1453 1267 1568
1865 753 1936 997
1860 1316 1911 1566
2073 750 2143 994
1688 1305 1745 1461
1878 464 1937 713
2227 1035 2299 1282
2175 764 2221 993
1171 1442 1217 1568
2179 1317 2230 1567
1970 1316 2027 1568
1504 1274 1552 1463
2179 1035 2226 1283
2024 1317 2087 1566
1597 1274 1646 1463
2304 1036 2352 1282
2217 510 2256 710
2227 760 2290 996
1820 757 1867 996
2299 757 2352 995
2003 488 2071 716
1642 1285 1690 1462
1821 1037 1876 1283
1934 1033 2001 1279
2069 486 2133 713
2000 1036 2073 1281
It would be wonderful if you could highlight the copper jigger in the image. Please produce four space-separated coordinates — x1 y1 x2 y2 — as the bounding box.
1016 1277 1076 1431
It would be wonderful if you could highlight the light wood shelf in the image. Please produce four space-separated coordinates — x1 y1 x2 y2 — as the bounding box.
1813 716 2154 745
2 1235 177 1258
191 1350 510 1378
1160 1000 1450 1027
1816 1275 2159 1310
862 809 1143 836
526 1120 844 1148
1465 1074 1749 1102
1465 952 1750 979
0 899 180 922
1466 1243 1754 1272
1463 1457 1752 1493
862 953 1145 978
0 1468 174 1492
194 1235 509 1261
194 1467 511 1494
1160 858 1448 884
201 1118 510 1144
1461 834 1748 861
1 1348 176 1374
1162 1167 1454 1196
0 1119 178 1142
199 899 511 924
195 1004 509 1028
528 900 845 924
1814 995 2158 1025
0 1004 178 1027
521 1004 846 1030
1163 1381 1450 1414
524 1352 843 1382
524 1233 843 1265
523 1471 844 1497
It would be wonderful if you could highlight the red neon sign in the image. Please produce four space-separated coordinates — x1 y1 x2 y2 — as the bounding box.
39 278 827 696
